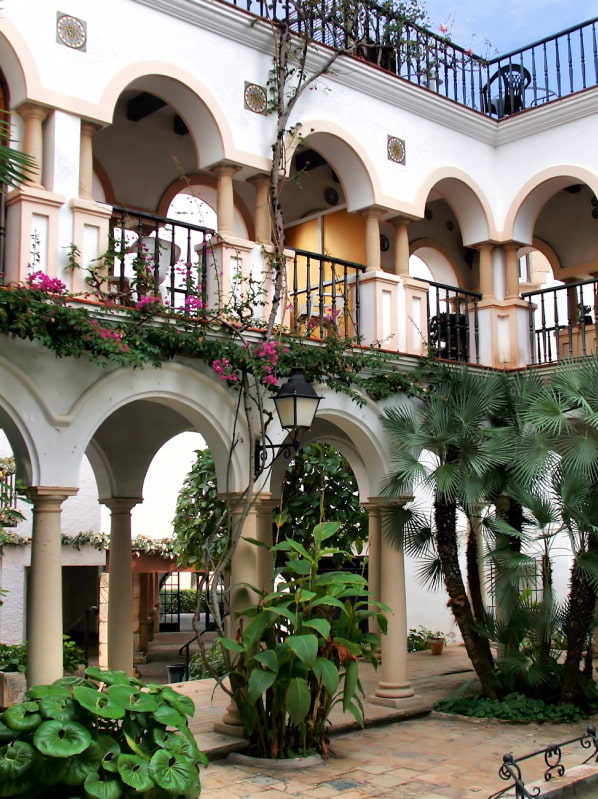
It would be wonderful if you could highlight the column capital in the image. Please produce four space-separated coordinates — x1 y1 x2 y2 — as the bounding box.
359 205 386 220
16 101 50 123
210 160 242 178
100 496 142 514
386 214 415 227
247 172 270 188
27 486 78 505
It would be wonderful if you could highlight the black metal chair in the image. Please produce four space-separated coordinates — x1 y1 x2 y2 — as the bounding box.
481 64 531 117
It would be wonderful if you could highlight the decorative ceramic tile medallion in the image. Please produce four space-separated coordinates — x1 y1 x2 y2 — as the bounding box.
56 13 87 50
387 135 406 164
244 82 268 115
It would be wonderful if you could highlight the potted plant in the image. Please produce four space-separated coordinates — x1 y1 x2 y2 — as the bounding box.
428 631 446 656
220 520 388 761
0 667 207 797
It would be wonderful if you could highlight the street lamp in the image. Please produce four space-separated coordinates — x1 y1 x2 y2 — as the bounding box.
254 367 321 477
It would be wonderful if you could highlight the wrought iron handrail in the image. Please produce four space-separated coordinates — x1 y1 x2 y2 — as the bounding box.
109 205 215 310
289 248 365 339
522 277 598 365
488 724 598 799
413 277 481 364
223 0 598 116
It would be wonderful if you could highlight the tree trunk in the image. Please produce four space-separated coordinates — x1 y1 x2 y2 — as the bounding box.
466 516 485 625
560 553 596 705
435 497 498 699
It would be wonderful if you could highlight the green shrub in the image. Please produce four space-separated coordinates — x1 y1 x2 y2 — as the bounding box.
189 644 228 680
161 589 201 615
0 667 207 797
0 636 84 674
435 693 587 724
407 626 444 652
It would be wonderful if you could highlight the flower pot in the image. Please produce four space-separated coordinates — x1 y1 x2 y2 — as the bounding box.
0 670 26 707
429 637 445 656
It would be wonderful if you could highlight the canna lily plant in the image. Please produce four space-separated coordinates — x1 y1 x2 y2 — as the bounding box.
0 668 207 798
220 520 388 760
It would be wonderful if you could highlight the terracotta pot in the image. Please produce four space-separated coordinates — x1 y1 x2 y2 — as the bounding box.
429 637 445 656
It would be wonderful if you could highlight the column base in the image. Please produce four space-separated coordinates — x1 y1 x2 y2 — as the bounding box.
368 681 415 707
213 720 248 738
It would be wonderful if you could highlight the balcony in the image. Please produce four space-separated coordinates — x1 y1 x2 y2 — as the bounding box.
226 0 598 117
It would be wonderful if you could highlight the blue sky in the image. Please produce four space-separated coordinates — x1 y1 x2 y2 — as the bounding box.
422 0 598 56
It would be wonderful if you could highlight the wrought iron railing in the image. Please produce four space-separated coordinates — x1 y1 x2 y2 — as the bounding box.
489 724 598 799
0 467 19 527
109 206 215 310
414 278 481 363
288 248 365 339
224 0 598 116
522 278 598 365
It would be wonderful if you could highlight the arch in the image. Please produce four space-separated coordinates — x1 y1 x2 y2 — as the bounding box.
0 22 37 107
285 121 377 212
69 362 249 497
98 65 230 168
414 169 493 245
0 400 36 486
410 238 459 286
505 166 598 245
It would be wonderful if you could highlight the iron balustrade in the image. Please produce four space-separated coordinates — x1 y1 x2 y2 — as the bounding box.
0 468 18 527
522 278 598 365
489 725 598 799
289 248 365 339
223 0 598 116
413 277 481 363
110 206 215 310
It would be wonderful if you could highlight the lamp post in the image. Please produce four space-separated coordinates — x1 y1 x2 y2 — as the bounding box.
254 367 321 477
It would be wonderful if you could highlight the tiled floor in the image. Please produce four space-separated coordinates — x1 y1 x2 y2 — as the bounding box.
136 633 598 798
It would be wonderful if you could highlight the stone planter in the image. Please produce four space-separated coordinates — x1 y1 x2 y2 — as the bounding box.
0 670 26 707
429 637 445 656
228 752 323 769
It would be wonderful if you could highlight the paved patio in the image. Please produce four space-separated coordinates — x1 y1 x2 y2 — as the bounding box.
136 634 598 797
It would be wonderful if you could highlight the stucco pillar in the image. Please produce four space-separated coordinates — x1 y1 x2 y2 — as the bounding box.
215 493 263 737
476 242 494 299
79 121 99 200
248 173 271 243
212 162 241 237
389 216 411 276
255 496 276 593
361 207 384 272
363 501 382 638
26 486 78 687
504 243 521 299
102 497 140 675
17 103 48 189
369 499 414 706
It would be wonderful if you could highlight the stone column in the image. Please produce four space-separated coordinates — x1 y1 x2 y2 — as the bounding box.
248 173 271 244
101 497 140 675
255 496 277 593
389 216 411 276
79 121 99 200
18 103 49 189
361 207 384 272
27 486 78 687
369 499 414 706
362 501 382 638
504 243 521 299
212 162 241 237
476 242 494 299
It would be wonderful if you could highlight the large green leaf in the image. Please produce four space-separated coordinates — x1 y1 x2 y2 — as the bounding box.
39 694 78 722
149 749 197 794
218 637 244 654
97 735 121 773
108 685 158 713
33 719 91 758
73 686 126 719
62 739 103 785
117 753 155 792
287 635 318 666
302 618 331 640
152 703 186 730
0 740 34 781
2 702 42 732
152 728 206 764
83 772 122 799
252 649 278 673
248 668 277 703
285 677 311 725
312 658 339 694
0 717 17 743
31 749 68 786
158 686 195 717
312 521 340 544
342 659 359 711
84 667 142 687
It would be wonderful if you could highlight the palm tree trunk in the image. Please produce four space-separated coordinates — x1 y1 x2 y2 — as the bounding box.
435 497 498 699
560 554 596 705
